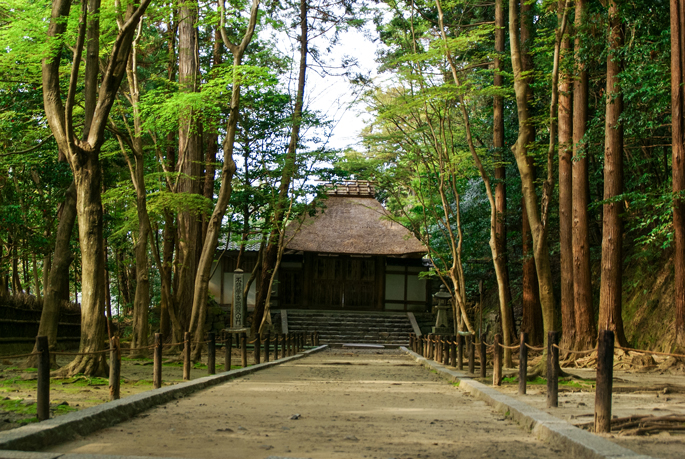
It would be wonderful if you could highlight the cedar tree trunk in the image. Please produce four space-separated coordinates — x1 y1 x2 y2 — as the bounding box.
598 0 628 346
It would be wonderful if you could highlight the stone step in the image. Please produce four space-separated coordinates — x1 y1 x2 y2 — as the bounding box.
284 310 415 345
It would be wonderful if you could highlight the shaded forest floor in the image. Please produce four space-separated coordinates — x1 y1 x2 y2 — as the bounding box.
0 348 255 431
474 352 685 459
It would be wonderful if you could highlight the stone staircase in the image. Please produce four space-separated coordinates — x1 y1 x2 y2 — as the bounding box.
284 310 415 347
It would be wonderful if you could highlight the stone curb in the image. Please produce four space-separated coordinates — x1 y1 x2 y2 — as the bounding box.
0 346 328 453
400 347 655 459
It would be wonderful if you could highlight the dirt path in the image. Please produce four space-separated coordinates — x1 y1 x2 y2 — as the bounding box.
47 349 571 459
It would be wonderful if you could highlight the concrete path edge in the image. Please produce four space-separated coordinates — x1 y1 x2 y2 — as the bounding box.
401 346 655 459
0 346 328 453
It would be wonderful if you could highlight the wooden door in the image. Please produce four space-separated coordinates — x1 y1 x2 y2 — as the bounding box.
313 256 343 308
312 256 376 309
343 257 376 309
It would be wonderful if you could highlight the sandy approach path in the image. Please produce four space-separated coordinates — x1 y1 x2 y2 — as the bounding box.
46 349 572 459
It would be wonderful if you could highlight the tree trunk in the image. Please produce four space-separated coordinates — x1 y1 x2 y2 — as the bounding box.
202 27 222 246
671 0 685 350
519 0 543 346
493 0 515 353
121 21 152 358
129 161 150 356
161 210 177 340
41 0 151 376
559 25 575 352
252 0 307 335
572 0 596 351
598 0 628 346
509 0 557 352
435 0 511 363
32 255 41 302
11 241 22 295
174 0 202 333
188 0 260 358
27 182 77 369
56 152 109 377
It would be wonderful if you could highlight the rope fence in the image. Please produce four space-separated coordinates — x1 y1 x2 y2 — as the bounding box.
409 328 685 435
0 330 320 423
0 351 41 359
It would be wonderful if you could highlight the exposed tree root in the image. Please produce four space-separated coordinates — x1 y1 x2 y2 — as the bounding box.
577 414 685 435
51 354 108 378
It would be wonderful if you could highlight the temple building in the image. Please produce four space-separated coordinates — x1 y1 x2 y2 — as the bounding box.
208 181 430 314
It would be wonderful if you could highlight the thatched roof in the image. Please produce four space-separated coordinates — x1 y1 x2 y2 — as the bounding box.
285 183 426 256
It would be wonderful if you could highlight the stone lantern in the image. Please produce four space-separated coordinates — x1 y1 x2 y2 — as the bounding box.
432 284 452 334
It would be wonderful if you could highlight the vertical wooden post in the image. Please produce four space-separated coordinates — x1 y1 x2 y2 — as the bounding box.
281 333 286 358
519 332 528 395
208 332 216 375
450 336 456 367
595 330 614 433
478 280 483 338
109 336 121 401
493 334 502 386
225 333 232 371
275 333 280 359
443 338 449 364
36 336 49 421
547 331 559 408
183 332 191 380
265 332 271 363
457 334 463 370
254 332 261 364
153 333 162 389
241 333 247 368
467 334 475 374
480 338 487 379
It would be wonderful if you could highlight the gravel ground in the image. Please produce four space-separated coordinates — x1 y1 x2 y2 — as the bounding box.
45 348 573 459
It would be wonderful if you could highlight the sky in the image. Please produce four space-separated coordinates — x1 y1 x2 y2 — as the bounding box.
306 25 379 151
278 18 384 152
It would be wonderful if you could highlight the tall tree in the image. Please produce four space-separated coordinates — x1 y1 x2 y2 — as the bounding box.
253 0 310 335
519 0 543 346
27 182 77 368
672 0 685 350
434 0 515 364
599 0 628 346
572 0 595 351
188 0 260 359
493 0 514 349
174 0 203 335
42 0 152 376
509 0 568 355
558 2 574 352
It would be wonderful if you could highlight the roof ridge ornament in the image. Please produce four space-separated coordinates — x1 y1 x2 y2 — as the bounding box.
324 180 375 197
